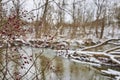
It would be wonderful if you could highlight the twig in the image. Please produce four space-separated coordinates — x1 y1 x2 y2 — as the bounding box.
19 50 43 80
26 0 53 14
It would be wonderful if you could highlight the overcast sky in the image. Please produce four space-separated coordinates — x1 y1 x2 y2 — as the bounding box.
2 0 120 22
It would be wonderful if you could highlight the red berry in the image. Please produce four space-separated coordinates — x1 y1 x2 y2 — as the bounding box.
23 57 27 59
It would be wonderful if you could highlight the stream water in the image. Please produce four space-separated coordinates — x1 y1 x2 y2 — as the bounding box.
0 46 116 80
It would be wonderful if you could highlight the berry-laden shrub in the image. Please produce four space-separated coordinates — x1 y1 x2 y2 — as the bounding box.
0 14 27 40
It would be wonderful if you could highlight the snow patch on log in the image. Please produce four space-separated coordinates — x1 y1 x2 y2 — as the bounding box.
102 69 120 80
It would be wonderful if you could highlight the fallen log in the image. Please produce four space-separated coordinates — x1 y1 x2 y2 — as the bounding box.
75 51 120 65
104 46 120 53
81 39 120 51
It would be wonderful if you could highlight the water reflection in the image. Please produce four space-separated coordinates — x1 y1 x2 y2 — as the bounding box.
0 47 110 80
39 49 110 80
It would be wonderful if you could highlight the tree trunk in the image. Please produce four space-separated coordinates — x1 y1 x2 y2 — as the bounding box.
42 0 49 35
0 0 2 19
100 19 105 39
95 20 99 38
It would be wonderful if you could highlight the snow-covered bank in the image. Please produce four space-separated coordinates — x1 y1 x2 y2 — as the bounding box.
0 35 120 80
1 37 120 66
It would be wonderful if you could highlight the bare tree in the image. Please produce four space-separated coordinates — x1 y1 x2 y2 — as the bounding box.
56 0 66 35
41 0 49 36
32 0 43 38
70 0 76 38
93 0 107 38
114 4 120 28
0 0 2 19
11 0 25 19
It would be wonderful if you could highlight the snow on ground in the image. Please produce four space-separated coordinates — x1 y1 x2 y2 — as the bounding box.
1 25 120 79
